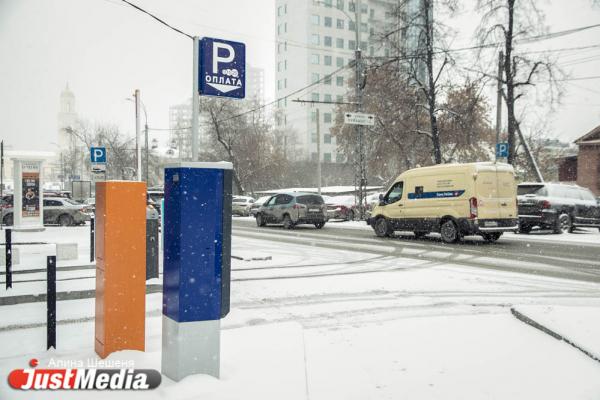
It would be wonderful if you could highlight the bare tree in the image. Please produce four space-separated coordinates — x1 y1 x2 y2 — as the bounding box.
476 0 561 164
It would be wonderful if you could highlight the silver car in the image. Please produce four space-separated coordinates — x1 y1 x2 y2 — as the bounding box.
1 197 91 226
255 192 327 229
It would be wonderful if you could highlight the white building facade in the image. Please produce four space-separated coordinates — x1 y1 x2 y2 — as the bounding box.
275 0 399 163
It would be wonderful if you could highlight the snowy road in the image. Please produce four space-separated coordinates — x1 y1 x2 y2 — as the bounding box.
232 218 600 283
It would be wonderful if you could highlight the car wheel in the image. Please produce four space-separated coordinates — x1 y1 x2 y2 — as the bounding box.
374 217 393 238
347 210 355 221
256 213 266 227
481 232 502 243
553 213 571 234
58 214 73 227
314 221 325 229
518 224 532 234
282 214 294 229
3 214 13 226
440 219 460 244
414 231 427 239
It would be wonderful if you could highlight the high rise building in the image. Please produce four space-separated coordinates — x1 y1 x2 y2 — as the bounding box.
168 99 209 159
246 65 266 103
274 0 399 163
57 83 78 150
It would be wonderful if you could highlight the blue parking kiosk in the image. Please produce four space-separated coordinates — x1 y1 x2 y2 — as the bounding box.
161 162 232 381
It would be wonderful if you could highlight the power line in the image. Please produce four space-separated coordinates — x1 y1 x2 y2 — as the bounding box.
119 0 193 39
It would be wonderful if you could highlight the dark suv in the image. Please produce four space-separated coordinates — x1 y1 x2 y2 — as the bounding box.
255 192 327 229
517 182 600 233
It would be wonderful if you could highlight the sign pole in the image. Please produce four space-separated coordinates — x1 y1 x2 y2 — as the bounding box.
192 36 200 162
135 90 142 181
47 255 56 349
1 140 3 231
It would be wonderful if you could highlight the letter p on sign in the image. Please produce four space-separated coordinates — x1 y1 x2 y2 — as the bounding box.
91 147 106 163
212 42 235 73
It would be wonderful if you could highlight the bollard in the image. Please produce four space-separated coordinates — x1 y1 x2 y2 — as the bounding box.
5 228 11 289
161 162 232 381
94 181 146 359
47 256 56 349
146 213 159 280
90 217 95 263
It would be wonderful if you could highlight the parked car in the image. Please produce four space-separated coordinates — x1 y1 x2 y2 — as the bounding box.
1 197 91 226
83 197 95 217
368 162 518 243
326 195 359 221
517 182 600 233
147 190 164 216
255 192 327 229
232 196 255 216
250 196 271 216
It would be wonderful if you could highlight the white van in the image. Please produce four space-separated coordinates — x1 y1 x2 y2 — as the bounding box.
367 162 518 243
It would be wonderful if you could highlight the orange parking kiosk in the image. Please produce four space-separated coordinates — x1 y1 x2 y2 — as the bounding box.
95 181 147 358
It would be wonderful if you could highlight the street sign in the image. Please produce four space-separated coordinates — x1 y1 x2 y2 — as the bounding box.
91 164 106 173
344 112 375 126
90 147 107 163
496 142 509 158
199 37 246 99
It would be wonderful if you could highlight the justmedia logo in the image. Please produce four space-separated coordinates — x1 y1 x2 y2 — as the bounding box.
7 359 161 391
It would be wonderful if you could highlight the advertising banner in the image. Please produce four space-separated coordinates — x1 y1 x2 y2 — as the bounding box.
21 164 40 218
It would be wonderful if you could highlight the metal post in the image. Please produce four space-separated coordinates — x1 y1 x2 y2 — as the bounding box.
5 229 11 289
355 0 365 219
135 89 142 181
192 36 200 162
47 255 56 349
146 215 159 280
90 217 95 263
316 108 322 195
145 123 149 183
495 51 504 162
0 140 3 231
515 120 544 182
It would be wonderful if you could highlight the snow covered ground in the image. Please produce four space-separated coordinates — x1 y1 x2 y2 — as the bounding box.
1 224 599 399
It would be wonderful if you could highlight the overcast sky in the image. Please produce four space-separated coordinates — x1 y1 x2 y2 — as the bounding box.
0 0 599 153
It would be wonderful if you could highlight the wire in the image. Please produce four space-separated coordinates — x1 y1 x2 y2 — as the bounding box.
119 0 193 39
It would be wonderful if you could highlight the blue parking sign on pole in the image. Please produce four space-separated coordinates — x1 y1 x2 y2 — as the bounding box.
199 37 245 99
496 143 509 158
90 147 106 163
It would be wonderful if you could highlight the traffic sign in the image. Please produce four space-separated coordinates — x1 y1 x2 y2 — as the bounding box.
91 164 106 173
496 142 509 158
199 37 246 99
344 112 375 126
90 147 107 163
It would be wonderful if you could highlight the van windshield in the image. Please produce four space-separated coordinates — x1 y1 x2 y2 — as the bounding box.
517 185 547 196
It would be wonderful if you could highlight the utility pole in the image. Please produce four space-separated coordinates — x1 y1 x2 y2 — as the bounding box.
145 122 149 184
1 140 3 230
134 89 142 181
354 0 366 219
191 36 200 162
495 51 504 162
316 108 321 195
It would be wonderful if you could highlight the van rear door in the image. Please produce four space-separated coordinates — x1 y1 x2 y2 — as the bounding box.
496 168 517 219
474 169 500 220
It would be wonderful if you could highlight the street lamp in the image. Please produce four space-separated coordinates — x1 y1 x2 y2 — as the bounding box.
126 95 149 183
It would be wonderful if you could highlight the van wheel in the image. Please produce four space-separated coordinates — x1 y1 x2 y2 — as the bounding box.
518 225 531 234
482 232 502 243
314 221 326 229
440 220 460 244
282 214 294 229
256 213 266 227
553 214 571 234
374 217 393 237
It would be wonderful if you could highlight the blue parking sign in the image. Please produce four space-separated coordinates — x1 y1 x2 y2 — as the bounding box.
90 147 106 163
199 37 245 99
496 143 509 158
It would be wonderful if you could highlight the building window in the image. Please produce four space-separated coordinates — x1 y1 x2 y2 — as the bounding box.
336 76 344 86
336 38 344 48
284 78 287 88
277 80 282 90
284 41 287 51
277 24 281 35
278 61 282 72
360 41 367 49
324 75 332 85
311 14 320 25
311 73 320 83
349 40 355 50
349 20 355 31
370 9 374 19
336 0 344 10
311 111 317 122
311 152 318 161
324 36 332 47
349 1 355 12
311 54 320 64
324 94 332 102
324 113 332 123
311 92 320 101
336 57 344 67
336 19 344 29
311 132 317 143
324 55 332 65
324 17 332 27
324 153 332 163
311 34 320 45
336 153 345 163
361 23 367 33
324 134 332 144
361 3 367 13
336 95 343 103
285 22 288 33
278 6 283 16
